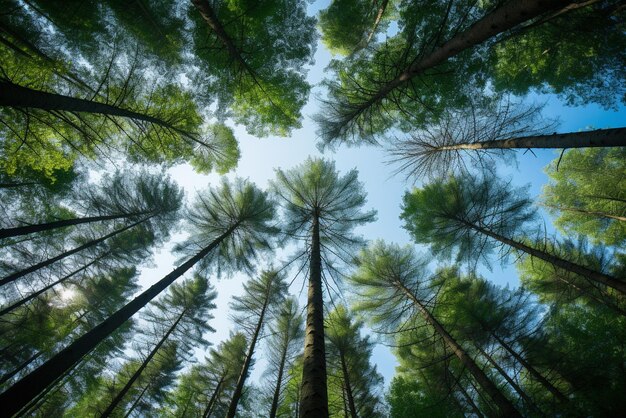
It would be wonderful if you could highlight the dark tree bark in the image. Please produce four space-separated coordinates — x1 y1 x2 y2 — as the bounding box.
395 280 522 418
0 210 151 240
101 310 186 417
337 0 579 128
0 224 237 416
437 127 626 151
0 81 193 137
0 215 152 287
122 383 150 418
299 214 329 418
467 221 626 295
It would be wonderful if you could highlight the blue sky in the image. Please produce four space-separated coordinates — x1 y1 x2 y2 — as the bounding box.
133 1 626 395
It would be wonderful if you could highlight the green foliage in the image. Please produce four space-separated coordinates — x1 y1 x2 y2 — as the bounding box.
401 174 536 269
490 3 626 109
542 147 626 246
174 177 279 277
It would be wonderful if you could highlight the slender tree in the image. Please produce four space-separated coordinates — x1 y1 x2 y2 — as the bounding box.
401 174 626 295
350 241 522 417
101 275 216 417
226 270 288 418
0 170 182 287
388 99 625 179
317 0 585 147
190 0 316 136
272 158 376 418
0 178 277 416
264 297 304 418
542 147 626 246
325 305 385 418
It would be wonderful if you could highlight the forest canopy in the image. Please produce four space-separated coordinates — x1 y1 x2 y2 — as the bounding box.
0 1 625 417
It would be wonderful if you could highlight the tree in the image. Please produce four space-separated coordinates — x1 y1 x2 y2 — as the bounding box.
401 174 626 295
318 0 396 55
325 305 384 418
167 332 248 418
226 270 288 418
263 297 304 418
190 0 317 136
272 158 376 418
350 241 522 417
100 274 216 417
316 0 584 147
489 1 626 110
542 147 626 246
0 178 278 416
518 239 626 316
388 98 626 180
0 170 183 287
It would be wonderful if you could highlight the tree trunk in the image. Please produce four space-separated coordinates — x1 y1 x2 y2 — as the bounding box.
395 280 522 418
476 344 542 416
203 373 225 418
0 81 192 137
0 182 37 189
101 310 186 417
492 334 568 404
0 352 42 385
269 345 289 418
299 214 329 418
122 383 150 418
541 203 626 222
0 251 107 316
339 0 576 127
469 222 626 295
455 377 484 418
226 299 269 417
0 224 238 416
362 0 389 48
437 127 626 151
0 210 152 240
190 0 253 74
339 353 358 418
0 215 152 287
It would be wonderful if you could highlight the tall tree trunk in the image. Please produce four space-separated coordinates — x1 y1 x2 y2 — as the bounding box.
437 127 626 151
467 221 626 295
0 251 107 316
0 210 151 240
395 280 522 418
299 214 329 418
203 373 225 418
476 344 542 416
339 353 358 418
0 81 193 137
269 344 289 418
541 202 626 222
122 383 150 418
0 215 152 287
0 182 37 189
0 352 42 385
339 0 577 127
0 223 238 416
362 0 389 48
101 310 186 417
492 334 568 404
226 300 269 417
455 376 484 418
190 0 253 75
